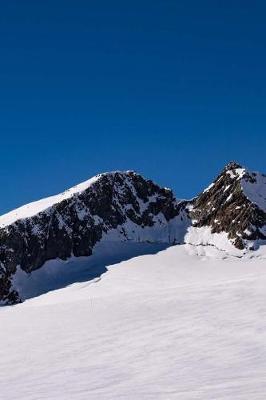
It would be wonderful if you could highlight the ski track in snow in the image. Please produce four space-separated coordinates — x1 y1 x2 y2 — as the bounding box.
1 243 266 400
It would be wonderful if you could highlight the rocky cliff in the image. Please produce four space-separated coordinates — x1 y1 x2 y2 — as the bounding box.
189 162 266 250
0 171 189 304
0 163 266 304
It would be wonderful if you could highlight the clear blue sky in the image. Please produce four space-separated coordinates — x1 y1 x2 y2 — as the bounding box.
0 0 266 213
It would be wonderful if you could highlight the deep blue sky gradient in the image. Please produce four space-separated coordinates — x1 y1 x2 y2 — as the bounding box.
0 1 266 212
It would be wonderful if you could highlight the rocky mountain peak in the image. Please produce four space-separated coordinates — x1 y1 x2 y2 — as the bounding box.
0 164 266 305
224 161 244 171
0 170 189 304
189 163 266 250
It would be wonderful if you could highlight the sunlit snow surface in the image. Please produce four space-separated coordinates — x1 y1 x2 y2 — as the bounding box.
242 172 266 213
1 242 266 400
0 175 101 227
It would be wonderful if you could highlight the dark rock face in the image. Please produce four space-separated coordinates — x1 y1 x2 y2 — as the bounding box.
0 171 188 304
1 164 266 304
190 162 266 250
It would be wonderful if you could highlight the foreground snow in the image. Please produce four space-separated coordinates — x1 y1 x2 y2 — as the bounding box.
1 243 266 399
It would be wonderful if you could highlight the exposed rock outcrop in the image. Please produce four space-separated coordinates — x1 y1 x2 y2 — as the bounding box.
189 162 266 250
0 171 189 304
0 163 266 304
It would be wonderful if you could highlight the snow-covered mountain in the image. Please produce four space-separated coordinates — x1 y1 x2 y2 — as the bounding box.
187 161 266 253
1 163 266 400
0 171 189 304
0 162 265 304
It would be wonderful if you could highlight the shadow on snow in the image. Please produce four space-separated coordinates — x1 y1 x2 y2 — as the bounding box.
13 241 170 302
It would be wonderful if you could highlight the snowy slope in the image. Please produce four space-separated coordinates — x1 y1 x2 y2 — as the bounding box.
0 171 189 304
0 170 183 228
226 165 266 214
0 163 266 305
1 243 266 400
241 171 266 213
0 175 102 228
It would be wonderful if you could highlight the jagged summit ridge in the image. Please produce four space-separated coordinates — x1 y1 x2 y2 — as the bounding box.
224 160 243 171
0 163 265 304
0 171 139 227
188 162 266 250
0 170 189 304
